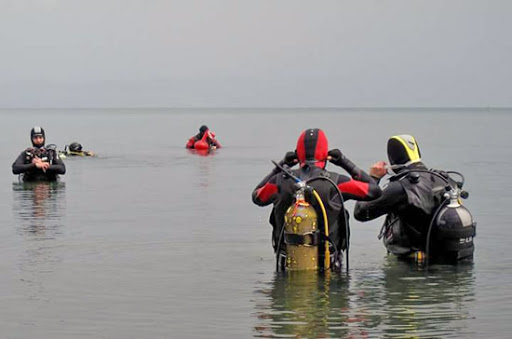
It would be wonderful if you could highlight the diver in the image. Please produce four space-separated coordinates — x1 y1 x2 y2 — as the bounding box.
354 134 475 263
61 142 95 157
186 125 221 150
252 128 381 271
12 127 66 182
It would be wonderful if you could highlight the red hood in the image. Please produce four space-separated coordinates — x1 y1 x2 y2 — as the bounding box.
296 128 328 168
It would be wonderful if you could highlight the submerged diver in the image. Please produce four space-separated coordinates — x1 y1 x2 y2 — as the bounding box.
354 134 475 263
61 142 95 157
252 128 381 271
186 125 221 150
12 126 66 182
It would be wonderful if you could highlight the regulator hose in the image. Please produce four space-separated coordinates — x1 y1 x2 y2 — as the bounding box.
311 189 330 270
306 176 349 272
425 199 449 268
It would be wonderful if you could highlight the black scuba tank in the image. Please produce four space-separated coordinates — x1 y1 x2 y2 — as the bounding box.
431 189 476 261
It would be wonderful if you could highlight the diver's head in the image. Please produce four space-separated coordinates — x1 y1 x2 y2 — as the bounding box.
199 125 209 134
69 142 83 152
296 128 328 168
387 134 421 167
30 126 45 148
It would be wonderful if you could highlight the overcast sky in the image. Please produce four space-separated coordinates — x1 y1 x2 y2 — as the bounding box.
0 0 510 108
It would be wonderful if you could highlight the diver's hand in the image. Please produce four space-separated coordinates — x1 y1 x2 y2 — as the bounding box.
282 151 298 167
32 157 44 168
33 159 49 172
369 161 387 179
327 149 343 164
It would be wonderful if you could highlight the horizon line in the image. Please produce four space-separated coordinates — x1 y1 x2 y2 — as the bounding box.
0 106 510 110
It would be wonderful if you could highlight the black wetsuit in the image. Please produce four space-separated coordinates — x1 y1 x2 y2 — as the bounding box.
12 147 66 182
354 162 452 254
253 158 381 253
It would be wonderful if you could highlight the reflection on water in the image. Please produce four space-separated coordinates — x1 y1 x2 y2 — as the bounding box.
253 257 475 338
189 150 217 190
186 148 217 158
253 272 357 338
12 181 66 237
377 258 475 338
12 182 66 300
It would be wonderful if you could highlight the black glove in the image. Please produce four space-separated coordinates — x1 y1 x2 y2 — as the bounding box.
328 149 343 165
282 151 298 167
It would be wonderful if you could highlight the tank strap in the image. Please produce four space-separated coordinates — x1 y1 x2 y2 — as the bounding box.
284 231 321 246
436 225 476 239
440 239 474 252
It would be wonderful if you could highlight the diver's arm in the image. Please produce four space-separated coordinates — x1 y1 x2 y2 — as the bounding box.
211 139 221 148
252 153 298 206
336 175 382 201
209 132 221 148
328 149 373 182
186 137 195 149
47 155 66 174
208 136 221 148
252 169 280 206
354 181 407 221
12 152 34 174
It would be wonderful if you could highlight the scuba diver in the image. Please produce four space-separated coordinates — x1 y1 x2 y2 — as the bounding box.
354 134 476 264
252 128 381 272
12 126 66 182
60 142 95 157
186 125 221 150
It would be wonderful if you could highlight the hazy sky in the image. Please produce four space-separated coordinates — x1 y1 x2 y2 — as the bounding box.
0 0 510 108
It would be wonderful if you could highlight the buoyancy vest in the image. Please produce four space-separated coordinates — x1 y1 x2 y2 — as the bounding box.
21 147 59 182
24 147 56 164
382 167 449 253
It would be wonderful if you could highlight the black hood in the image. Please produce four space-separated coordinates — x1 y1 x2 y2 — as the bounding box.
30 126 45 147
387 134 421 166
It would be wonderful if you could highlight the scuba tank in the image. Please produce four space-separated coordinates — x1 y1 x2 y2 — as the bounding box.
382 167 476 264
272 161 347 272
428 185 476 262
391 168 476 264
283 184 320 271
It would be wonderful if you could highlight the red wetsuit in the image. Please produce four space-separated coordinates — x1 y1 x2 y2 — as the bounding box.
186 129 221 149
252 156 381 253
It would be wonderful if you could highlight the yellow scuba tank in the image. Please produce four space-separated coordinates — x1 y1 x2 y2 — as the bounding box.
284 190 319 271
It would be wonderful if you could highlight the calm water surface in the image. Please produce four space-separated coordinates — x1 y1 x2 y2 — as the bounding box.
0 108 511 338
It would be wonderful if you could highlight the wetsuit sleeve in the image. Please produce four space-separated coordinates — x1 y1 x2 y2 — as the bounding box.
354 180 407 221
252 167 281 206
47 154 66 174
186 137 195 149
330 154 381 201
12 151 33 174
211 138 221 148
332 153 374 182
336 175 382 201
207 132 221 148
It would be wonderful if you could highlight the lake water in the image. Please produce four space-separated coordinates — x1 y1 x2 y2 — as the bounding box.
1 108 511 338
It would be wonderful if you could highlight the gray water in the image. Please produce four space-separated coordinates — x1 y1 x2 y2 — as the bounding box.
0 108 511 338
